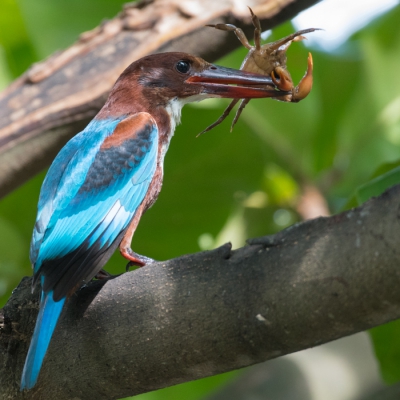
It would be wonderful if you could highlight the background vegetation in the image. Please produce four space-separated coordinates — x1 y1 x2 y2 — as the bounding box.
1 0 400 398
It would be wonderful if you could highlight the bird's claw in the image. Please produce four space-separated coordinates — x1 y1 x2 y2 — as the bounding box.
94 269 113 279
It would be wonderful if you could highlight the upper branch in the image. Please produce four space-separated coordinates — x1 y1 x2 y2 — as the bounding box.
1 184 400 399
0 0 320 198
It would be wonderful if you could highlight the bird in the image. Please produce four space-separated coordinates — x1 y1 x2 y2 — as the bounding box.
20 51 284 390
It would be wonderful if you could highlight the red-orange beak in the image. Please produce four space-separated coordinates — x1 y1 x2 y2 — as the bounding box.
186 64 287 99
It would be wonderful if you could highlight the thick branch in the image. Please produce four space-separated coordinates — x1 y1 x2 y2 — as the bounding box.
1 185 400 399
0 0 319 198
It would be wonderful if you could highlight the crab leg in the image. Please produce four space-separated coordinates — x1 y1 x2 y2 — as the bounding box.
197 99 240 136
268 28 319 52
231 99 250 131
248 7 262 50
206 23 253 49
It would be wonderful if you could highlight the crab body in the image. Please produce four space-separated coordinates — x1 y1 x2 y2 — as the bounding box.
199 8 319 135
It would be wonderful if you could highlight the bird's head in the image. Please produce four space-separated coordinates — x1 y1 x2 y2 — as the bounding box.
106 52 283 114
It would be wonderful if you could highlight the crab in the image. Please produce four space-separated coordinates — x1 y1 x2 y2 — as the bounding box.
199 8 319 135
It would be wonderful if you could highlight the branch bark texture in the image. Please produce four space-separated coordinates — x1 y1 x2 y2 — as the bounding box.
0 0 319 198
1 185 400 399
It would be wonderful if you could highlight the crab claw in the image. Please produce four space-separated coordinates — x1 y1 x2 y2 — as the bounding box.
292 52 314 102
271 67 293 92
271 52 314 102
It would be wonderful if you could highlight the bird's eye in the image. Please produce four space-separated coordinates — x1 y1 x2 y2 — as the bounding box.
176 60 190 74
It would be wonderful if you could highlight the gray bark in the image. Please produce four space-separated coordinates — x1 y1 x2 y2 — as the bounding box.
1 184 400 399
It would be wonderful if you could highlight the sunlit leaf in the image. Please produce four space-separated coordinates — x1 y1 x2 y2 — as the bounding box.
0 46 12 89
263 163 299 206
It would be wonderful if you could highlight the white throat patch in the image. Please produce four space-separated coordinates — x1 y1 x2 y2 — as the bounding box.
161 94 209 162
165 93 210 134
165 97 183 135
160 97 185 164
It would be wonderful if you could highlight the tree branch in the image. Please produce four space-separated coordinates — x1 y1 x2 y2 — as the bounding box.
1 184 400 399
0 0 319 199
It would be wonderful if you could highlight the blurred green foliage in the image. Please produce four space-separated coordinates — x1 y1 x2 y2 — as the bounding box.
370 320 400 385
0 0 37 77
1 0 400 397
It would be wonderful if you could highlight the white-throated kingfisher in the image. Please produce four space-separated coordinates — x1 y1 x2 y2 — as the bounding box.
21 52 284 390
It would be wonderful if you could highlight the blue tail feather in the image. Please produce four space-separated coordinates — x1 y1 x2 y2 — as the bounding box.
20 291 65 390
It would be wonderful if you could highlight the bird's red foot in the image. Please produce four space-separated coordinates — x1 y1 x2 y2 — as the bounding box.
120 248 155 271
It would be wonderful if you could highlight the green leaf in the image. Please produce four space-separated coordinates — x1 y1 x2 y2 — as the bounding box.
355 165 400 205
0 171 46 304
370 320 400 384
122 370 238 400
263 163 299 206
0 217 26 306
0 0 37 77
18 0 127 58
